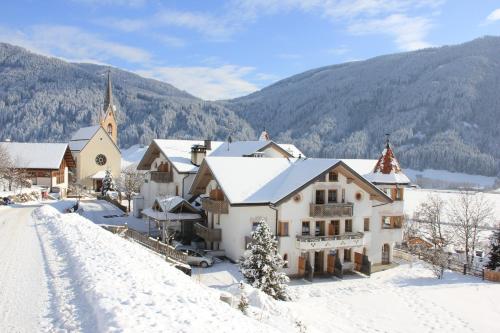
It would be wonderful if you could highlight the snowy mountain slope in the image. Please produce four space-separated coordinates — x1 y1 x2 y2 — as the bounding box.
225 36 500 177
2 204 278 332
0 43 255 147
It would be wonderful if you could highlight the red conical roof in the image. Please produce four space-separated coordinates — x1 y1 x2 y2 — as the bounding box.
373 138 402 174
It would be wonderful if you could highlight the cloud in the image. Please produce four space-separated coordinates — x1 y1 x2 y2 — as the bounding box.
327 45 350 55
136 65 260 100
348 14 432 51
275 53 302 60
0 25 151 64
486 9 500 22
72 0 146 7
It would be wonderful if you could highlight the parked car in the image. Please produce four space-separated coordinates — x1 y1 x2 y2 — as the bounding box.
179 249 214 268
2 197 13 205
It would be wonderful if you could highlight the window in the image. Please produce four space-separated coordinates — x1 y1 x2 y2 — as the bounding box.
175 185 179 196
107 124 113 136
315 221 325 236
327 190 338 203
364 218 370 231
355 192 362 201
328 171 338 182
345 219 352 233
252 221 260 231
392 188 404 201
95 154 107 166
315 190 325 204
278 221 289 236
283 253 288 268
330 220 340 235
381 216 403 229
382 216 391 228
344 248 352 262
302 221 310 236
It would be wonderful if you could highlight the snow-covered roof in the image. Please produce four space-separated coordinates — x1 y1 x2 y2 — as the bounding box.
341 158 410 185
210 140 303 158
138 139 224 173
0 142 74 170
142 208 202 221
71 125 100 141
69 125 101 152
198 157 390 205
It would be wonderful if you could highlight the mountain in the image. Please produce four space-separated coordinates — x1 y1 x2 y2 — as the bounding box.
1 37 500 177
0 43 255 147
225 37 500 177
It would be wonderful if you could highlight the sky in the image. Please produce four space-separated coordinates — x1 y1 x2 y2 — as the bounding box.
1 0 500 100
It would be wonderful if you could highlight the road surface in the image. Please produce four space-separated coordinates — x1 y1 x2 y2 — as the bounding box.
0 204 49 332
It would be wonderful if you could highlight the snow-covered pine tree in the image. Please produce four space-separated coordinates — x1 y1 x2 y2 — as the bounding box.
237 282 249 314
486 228 500 270
240 219 289 301
101 169 114 195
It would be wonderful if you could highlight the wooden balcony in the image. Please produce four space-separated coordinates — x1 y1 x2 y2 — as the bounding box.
194 223 222 242
201 198 229 214
309 202 353 217
149 171 173 183
296 232 364 251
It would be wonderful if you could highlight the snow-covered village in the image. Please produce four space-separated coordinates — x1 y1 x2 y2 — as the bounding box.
1 2 500 333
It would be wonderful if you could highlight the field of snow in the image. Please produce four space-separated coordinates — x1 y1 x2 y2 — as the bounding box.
194 261 500 333
404 188 500 226
404 168 498 189
0 204 277 332
121 144 148 168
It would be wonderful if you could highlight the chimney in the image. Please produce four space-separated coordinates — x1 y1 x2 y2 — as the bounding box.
191 144 207 166
204 139 212 150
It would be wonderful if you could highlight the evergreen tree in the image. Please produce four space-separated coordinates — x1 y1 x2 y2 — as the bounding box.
101 169 114 195
486 228 500 270
240 219 289 301
237 282 249 315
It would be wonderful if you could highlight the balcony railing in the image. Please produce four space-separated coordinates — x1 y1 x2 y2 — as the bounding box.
194 223 222 242
309 202 353 217
295 232 364 251
149 171 173 183
201 198 229 214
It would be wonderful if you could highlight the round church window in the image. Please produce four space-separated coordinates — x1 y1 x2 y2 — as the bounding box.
95 154 107 166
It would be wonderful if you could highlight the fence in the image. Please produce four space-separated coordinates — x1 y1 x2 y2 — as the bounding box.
124 228 188 263
394 247 500 281
484 269 500 282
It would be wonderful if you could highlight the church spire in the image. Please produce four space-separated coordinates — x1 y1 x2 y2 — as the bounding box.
373 133 402 174
103 70 113 114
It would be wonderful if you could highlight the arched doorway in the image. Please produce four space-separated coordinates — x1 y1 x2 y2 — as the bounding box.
382 244 390 264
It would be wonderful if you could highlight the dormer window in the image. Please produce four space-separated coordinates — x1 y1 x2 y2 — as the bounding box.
328 171 338 182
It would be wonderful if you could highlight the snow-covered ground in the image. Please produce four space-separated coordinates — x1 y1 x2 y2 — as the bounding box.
0 204 277 332
194 261 500 333
404 188 500 226
404 168 498 189
121 144 148 168
78 199 150 233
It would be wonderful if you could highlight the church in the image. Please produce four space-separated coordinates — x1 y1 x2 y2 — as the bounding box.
69 71 121 191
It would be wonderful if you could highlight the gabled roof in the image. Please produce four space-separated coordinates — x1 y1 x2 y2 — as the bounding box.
340 158 410 185
0 142 75 169
143 196 202 221
137 139 225 173
191 157 392 205
210 140 302 158
69 125 120 153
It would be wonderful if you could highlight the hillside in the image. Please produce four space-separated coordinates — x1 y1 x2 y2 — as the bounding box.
226 36 500 177
1 38 500 176
0 43 255 147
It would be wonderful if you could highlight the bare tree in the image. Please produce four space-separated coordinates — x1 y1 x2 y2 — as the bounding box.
449 191 493 268
117 165 143 212
414 194 450 278
0 145 12 189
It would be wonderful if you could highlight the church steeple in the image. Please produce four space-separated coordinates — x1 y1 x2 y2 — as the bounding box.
100 70 118 144
103 70 114 115
373 134 402 174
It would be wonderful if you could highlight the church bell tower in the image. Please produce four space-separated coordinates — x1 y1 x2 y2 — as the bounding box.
100 70 118 144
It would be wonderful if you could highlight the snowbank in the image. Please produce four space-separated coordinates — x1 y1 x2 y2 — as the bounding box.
32 205 277 332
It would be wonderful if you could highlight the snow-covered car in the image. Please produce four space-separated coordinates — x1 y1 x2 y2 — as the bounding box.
179 249 214 268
